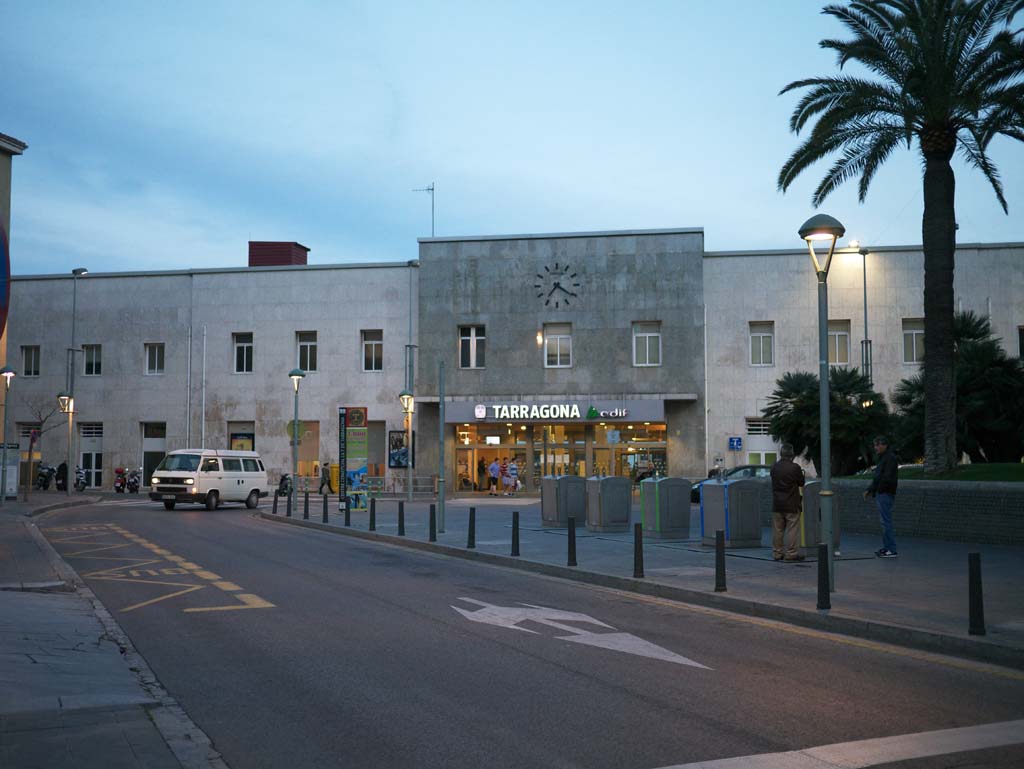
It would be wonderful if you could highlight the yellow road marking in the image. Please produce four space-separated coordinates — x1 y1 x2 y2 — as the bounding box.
213 581 243 592
166 555 187 563
121 585 207 613
179 562 201 569
183 593 275 613
193 570 222 580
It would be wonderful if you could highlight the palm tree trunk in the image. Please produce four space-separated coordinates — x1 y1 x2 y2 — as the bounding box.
921 150 957 474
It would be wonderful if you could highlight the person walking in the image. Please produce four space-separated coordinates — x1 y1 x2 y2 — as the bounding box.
318 460 332 494
770 444 805 561
864 435 899 557
500 457 511 496
487 458 500 496
508 458 520 496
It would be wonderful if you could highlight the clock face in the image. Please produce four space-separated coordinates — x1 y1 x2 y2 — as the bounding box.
534 262 580 309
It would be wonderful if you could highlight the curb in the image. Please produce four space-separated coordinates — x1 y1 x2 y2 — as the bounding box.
259 511 1024 672
24 496 104 517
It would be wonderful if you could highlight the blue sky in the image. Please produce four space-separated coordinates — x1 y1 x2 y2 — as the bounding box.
4 0 1023 275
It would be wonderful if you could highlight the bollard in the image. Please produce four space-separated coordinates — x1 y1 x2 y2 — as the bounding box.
322 493 328 523
633 522 644 578
429 503 437 542
398 501 406 537
816 543 831 611
272 492 279 516
303 491 310 520
344 501 351 527
286 493 293 518
511 511 520 557
467 507 476 549
369 497 376 531
567 516 577 566
714 530 726 592
968 552 986 636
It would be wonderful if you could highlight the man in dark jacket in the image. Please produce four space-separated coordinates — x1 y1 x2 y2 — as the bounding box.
770 444 805 561
864 435 899 557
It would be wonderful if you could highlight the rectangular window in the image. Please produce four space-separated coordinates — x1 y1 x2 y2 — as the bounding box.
903 319 925 363
746 419 771 436
297 331 317 372
233 332 253 373
243 458 260 472
750 322 774 366
544 323 572 368
828 320 851 365
80 423 104 438
21 345 40 377
459 325 486 369
362 330 383 371
222 458 242 472
145 343 165 375
632 322 662 367
748 451 778 466
82 344 102 376
143 423 166 439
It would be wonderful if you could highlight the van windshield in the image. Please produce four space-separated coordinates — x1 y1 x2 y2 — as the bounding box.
156 454 201 472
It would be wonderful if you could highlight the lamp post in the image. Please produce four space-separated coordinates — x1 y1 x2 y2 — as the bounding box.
399 389 414 502
289 368 305 513
0 366 15 506
858 246 873 385
799 213 845 592
57 391 74 496
65 267 88 496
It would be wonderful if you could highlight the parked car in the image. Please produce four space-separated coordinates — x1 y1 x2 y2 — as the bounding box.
691 464 771 503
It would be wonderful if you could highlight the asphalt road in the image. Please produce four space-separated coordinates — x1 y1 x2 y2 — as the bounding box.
40 499 1024 769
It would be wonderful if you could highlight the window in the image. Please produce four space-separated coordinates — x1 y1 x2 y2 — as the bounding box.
362 330 383 371
903 319 925 363
746 419 771 436
21 345 40 377
202 458 220 472
632 322 662 367
297 331 317 372
145 343 165 375
544 323 572 368
233 332 253 373
828 320 851 365
243 458 260 472
748 451 778 466
80 423 104 438
143 423 166 439
750 322 774 366
459 325 486 369
83 345 101 376
222 458 242 472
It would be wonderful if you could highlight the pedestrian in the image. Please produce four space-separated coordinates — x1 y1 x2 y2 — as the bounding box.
477 457 487 491
506 458 519 496
500 457 511 495
487 458 500 496
318 460 332 494
864 435 899 557
770 443 805 562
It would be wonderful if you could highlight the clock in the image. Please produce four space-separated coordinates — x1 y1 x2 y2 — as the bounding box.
534 262 581 308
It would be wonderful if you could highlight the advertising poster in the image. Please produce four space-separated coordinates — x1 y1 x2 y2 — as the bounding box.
346 407 368 510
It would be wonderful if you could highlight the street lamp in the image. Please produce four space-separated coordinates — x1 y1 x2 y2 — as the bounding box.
65 267 88 496
799 213 845 592
0 366 15 506
289 368 305 512
399 388 414 502
57 391 74 496
858 246 873 384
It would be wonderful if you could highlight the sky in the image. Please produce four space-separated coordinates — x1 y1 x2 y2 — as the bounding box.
3 0 1023 275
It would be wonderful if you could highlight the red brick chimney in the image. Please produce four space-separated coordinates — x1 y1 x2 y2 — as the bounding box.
248 241 309 267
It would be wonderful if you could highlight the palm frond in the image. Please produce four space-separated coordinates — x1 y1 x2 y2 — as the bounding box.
958 127 1009 211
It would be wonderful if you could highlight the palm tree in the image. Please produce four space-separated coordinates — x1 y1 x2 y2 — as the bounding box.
777 0 1024 473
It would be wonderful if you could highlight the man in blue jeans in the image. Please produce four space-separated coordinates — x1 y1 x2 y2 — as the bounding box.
864 435 899 557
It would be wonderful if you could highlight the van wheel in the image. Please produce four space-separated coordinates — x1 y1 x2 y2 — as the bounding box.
205 491 219 511
245 490 259 509
163 500 176 510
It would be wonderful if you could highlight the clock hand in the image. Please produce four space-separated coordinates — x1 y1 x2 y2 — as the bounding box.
547 283 560 296
555 284 576 296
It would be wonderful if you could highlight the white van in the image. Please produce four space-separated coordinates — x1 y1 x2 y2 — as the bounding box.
149 449 268 510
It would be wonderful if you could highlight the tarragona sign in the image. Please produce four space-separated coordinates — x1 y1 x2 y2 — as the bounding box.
477 404 628 420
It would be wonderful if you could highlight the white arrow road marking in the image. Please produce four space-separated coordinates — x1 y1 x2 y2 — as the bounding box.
452 597 710 669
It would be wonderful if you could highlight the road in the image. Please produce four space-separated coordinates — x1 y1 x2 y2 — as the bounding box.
39 499 1024 769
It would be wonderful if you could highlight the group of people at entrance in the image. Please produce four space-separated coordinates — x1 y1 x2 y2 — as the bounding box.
486 457 519 496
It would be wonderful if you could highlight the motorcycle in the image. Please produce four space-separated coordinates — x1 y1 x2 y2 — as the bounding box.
126 467 141 494
74 466 87 492
114 467 127 493
35 464 57 490
277 473 292 497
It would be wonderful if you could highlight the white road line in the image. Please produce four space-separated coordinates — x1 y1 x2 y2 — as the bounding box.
653 718 1024 769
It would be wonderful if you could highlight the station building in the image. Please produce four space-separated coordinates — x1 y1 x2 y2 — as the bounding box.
7 229 1024 493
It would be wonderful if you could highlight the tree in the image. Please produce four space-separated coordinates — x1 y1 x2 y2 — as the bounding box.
16 394 63 500
892 311 1024 462
777 0 1024 474
763 368 890 476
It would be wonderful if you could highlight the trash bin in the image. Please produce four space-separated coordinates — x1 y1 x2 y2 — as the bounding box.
541 475 586 527
585 476 632 532
640 477 692 538
701 478 763 548
798 480 841 557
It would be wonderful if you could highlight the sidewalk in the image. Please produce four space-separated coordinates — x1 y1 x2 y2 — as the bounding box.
262 495 1024 669
0 493 226 769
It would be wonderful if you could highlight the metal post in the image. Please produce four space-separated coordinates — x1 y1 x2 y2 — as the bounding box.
303 490 309 520
322 492 328 523
968 553 986 635
860 247 872 385
817 544 831 610
0 377 10 505
398 500 405 536
817 273 836 591
437 360 445 533
292 382 299 517
429 503 436 542
633 523 644 578
467 507 475 549
714 530 726 592
369 497 376 531
567 517 577 566
511 511 520 556
272 490 278 515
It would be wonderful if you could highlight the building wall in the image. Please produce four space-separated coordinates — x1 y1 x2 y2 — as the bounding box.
8 263 417 487
703 242 1024 473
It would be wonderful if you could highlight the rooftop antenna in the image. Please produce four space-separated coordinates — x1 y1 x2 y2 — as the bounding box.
413 182 435 237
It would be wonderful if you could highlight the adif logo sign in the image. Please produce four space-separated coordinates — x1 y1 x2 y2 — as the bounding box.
474 404 487 419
